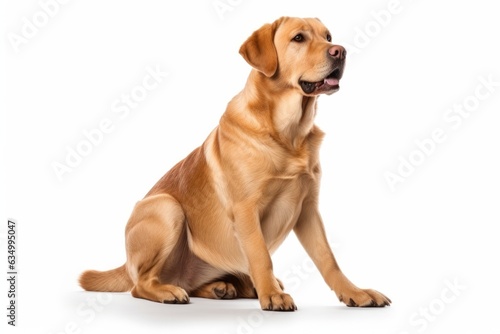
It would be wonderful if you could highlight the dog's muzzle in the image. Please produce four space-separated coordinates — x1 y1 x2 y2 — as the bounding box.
299 45 346 95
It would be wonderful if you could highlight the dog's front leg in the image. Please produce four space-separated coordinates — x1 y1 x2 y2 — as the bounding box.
293 202 391 307
233 203 297 311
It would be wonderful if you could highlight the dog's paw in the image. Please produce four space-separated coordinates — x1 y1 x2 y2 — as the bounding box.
191 281 238 299
212 281 238 299
161 286 190 304
260 292 297 311
131 283 190 304
338 288 391 307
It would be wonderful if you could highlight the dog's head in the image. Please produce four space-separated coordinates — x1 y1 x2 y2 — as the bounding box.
239 17 346 96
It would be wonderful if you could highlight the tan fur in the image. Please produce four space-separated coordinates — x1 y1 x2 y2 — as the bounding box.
80 16 391 311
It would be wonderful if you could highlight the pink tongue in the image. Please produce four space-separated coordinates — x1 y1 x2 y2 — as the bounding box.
325 78 339 86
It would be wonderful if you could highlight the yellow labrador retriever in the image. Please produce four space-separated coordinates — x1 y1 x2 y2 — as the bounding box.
80 16 391 311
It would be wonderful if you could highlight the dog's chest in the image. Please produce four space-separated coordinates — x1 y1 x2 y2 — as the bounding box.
259 157 318 253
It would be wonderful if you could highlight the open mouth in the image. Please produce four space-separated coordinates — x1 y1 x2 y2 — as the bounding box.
300 68 342 95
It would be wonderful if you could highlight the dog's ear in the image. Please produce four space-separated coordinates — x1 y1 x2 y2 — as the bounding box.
239 21 280 77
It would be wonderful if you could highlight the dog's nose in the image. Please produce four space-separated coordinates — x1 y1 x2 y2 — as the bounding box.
328 45 346 60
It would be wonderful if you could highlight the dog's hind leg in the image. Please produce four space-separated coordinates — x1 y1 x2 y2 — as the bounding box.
191 273 257 299
191 280 239 299
125 194 189 304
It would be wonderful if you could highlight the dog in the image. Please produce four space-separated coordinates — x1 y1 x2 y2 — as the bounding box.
80 16 391 311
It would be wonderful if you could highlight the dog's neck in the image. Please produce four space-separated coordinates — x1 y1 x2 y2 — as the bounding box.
226 70 318 150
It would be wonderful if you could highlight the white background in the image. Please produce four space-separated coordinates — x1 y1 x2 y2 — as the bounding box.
2 0 500 333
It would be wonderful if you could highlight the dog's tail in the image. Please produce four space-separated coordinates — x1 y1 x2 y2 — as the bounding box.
79 264 133 292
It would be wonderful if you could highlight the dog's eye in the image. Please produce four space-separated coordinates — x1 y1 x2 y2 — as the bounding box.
292 34 304 42
326 34 332 42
